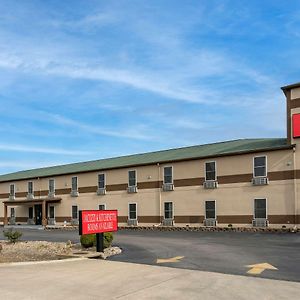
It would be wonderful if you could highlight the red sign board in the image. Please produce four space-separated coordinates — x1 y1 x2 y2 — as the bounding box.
79 210 118 235
293 114 300 138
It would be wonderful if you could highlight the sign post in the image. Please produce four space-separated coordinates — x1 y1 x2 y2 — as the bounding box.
79 210 118 253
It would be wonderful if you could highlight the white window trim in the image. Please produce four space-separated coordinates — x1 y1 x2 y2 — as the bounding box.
128 170 137 187
28 181 34 194
48 205 55 218
163 166 173 184
253 155 267 178
9 183 15 196
49 179 55 193
205 161 217 181
205 200 217 219
253 198 268 219
128 202 137 220
164 201 174 220
98 173 106 189
71 176 78 191
71 205 79 219
98 203 106 210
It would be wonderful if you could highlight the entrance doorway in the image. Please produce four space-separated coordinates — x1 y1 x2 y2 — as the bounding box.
34 204 42 225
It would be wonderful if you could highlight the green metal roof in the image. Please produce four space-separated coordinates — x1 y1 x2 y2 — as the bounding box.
0 138 291 183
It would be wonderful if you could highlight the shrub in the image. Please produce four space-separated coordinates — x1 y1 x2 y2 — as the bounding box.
80 232 113 249
80 234 95 248
3 229 22 243
228 224 233 228
103 232 113 248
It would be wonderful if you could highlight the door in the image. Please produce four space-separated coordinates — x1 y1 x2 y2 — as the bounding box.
35 204 42 225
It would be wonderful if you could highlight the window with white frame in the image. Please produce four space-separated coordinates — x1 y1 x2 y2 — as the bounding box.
49 206 55 219
205 161 216 181
254 198 267 219
128 170 136 187
128 203 137 220
28 181 33 195
205 200 216 219
49 179 55 194
164 202 173 219
9 184 15 197
253 156 267 177
72 205 78 219
98 173 105 189
99 204 106 210
71 176 78 192
163 166 173 184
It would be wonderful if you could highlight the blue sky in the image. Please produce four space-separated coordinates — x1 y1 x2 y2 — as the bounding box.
0 0 300 174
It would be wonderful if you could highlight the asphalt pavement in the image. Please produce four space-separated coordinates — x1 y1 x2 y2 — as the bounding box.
1 227 299 282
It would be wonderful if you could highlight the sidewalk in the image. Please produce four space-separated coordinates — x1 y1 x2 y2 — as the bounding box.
0 259 298 299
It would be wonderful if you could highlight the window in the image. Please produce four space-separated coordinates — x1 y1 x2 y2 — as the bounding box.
9 184 15 197
128 170 136 187
72 177 78 192
72 205 78 219
205 201 216 219
98 173 105 189
254 199 267 219
49 179 55 194
99 204 106 210
205 161 216 181
164 166 173 184
128 203 137 220
253 156 267 177
49 206 55 219
28 181 33 195
164 202 173 219
28 207 33 219
10 207 15 218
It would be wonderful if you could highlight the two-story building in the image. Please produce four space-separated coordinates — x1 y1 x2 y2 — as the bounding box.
0 82 299 228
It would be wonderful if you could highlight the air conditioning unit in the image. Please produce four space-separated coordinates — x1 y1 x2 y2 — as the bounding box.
48 218 56 225
252 177 269 186
97 188 106 195
27 193 34 200
27 218 35 225
9 217 16 225
204 218 217 226
162 183 174 191
127 186 138 193
127 219 138 226
203 181 218 189
252 218 268 227
162 219 174 226
9 195 15 201
71 219 79 225
70 190 79 197
48 192 55 198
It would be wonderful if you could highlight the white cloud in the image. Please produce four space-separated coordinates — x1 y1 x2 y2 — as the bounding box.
0 144 93 155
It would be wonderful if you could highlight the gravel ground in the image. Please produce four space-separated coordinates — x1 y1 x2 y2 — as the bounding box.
0 240 73 263
0 239 122 263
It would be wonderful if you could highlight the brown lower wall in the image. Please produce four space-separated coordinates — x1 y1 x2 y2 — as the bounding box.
1 215 299 225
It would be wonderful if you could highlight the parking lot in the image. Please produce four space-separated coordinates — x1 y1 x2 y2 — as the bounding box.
1 228 299 282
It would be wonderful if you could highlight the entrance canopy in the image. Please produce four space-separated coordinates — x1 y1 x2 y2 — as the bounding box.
3 197 61 226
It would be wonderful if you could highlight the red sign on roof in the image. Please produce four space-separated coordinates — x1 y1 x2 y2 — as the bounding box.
293 114 300 138
79 210 118 235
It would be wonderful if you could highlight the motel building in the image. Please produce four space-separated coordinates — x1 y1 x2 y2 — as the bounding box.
0 82 300 229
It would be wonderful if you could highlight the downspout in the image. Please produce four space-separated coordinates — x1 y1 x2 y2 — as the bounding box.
293 146 298 227
155 162 162 226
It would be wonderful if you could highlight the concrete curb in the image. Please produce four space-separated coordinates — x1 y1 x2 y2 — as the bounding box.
0 257 87 267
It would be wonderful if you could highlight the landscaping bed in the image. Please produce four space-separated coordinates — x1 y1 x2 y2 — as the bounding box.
0 240 73 263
